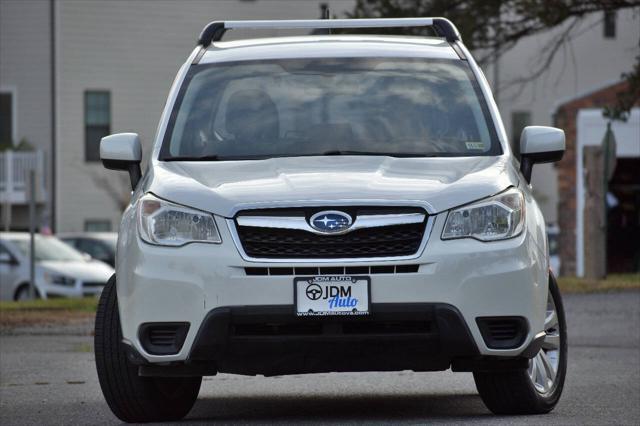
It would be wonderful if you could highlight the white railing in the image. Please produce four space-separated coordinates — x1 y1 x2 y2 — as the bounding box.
0 150 47 203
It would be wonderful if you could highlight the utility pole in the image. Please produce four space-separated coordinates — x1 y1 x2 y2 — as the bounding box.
29 169 36 299
493 9 501 106
583 146 606 280
3 151 13 231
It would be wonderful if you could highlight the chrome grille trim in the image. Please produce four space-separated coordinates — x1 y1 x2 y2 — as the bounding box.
236 212 426 235
227 214 434 263
245 264 421 276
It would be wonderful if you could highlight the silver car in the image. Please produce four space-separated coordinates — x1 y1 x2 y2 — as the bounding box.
58 232 118 267
0 233 114 300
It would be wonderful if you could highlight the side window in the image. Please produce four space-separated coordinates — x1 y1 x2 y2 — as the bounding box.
79 240 110 260
0 242 17 263
0 91 14 149
85 91 111 162
63 238 78 249
75 239 91 254
603 11 616 39
548 233 559 256
511 111 531 159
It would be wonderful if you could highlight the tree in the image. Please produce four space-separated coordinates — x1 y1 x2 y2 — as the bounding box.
343 0 640 118
604 53 640 120
89 169 132 212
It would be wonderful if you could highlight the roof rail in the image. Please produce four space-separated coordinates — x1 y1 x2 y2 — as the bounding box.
197 17 461 47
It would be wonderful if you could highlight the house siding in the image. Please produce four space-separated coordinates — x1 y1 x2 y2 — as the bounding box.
54 0 354 232
4 0 638 235
0 0 53 229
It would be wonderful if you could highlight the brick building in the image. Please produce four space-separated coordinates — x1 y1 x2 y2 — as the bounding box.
554 82 640 276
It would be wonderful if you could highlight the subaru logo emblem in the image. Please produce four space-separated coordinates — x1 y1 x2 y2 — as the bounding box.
309 210 353 234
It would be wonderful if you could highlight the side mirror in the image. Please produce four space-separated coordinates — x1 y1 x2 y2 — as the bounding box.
0 252 18 265
100 133 142 190
519 126 565 183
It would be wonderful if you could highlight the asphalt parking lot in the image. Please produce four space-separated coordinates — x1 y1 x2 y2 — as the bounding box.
1 291 638 425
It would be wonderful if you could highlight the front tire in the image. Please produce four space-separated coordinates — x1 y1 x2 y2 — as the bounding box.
473 272 567 414
94 275 201 423
14 283 40 301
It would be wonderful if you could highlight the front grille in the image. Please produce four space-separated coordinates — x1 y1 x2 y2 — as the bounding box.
476 317 528 349
245 264 420 276
235 206 428 259
234 322 323 336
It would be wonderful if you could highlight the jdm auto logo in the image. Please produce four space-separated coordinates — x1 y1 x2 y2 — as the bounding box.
309 211 352 233
305 284 323 300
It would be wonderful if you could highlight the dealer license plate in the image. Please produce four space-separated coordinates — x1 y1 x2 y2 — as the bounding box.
295 276 370 316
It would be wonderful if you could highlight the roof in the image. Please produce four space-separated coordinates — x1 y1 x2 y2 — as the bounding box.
200 35 459 64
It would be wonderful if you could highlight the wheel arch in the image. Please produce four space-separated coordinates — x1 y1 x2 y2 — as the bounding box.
13 282 43 300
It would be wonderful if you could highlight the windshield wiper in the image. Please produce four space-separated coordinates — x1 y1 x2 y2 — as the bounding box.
162 155 220 162
319 150 440 157
162 152 450 161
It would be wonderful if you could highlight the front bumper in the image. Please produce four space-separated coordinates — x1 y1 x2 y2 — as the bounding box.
187 303 477 376
116 212 549 367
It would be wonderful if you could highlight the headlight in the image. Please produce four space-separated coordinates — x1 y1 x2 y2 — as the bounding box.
44 273 76 286
442 187 525 241
138 193 221 246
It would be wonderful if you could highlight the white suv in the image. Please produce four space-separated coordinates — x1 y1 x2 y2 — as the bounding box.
95 18 567 423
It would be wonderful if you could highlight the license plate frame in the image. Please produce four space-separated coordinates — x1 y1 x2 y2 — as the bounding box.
294 275 371 317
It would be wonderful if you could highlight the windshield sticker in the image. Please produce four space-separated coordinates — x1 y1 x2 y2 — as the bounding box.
465 141 485 150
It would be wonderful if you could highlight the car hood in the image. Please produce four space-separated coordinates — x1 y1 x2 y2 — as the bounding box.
148 155 519 216
38 260 114 282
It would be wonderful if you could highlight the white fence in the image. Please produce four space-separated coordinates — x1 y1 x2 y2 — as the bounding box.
0 150 47 203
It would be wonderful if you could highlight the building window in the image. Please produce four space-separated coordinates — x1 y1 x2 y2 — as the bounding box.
85 91 111 162
604 11 616 39
0 92 14 149
84 219 112 232
511 111 531 159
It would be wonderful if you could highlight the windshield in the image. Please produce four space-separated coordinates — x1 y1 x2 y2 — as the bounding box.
11 236 87 262
160 58 501 160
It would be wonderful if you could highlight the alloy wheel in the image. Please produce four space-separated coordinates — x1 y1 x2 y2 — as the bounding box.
528 289 561 394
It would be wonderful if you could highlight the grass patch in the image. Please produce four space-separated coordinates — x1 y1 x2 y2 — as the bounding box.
0 296 98 312
0 297 98 330
558 273 640 293
72 342 93 353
